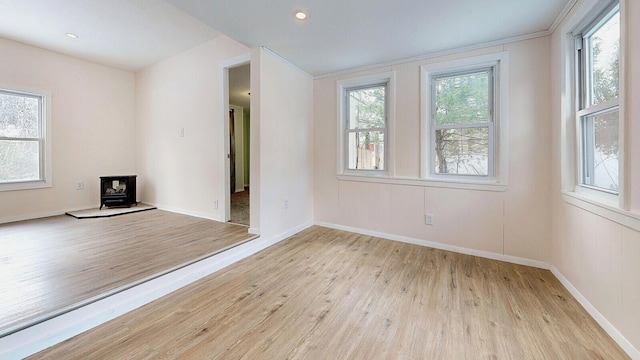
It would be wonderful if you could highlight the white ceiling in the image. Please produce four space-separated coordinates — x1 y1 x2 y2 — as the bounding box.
0 0 220 71
168 0 574 76
0 0 573 76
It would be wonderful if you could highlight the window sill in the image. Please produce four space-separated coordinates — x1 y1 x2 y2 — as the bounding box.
0 180 52 192
561 190 640 232
336 173 507 192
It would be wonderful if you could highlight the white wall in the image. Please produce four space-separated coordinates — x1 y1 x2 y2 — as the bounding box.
135 35 249 220
0 37 135 222
550 0 640 353
254 48 314 239
314 37 552 263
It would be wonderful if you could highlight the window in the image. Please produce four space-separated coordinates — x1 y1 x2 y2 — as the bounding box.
576 3 620 195
558 0 635 225
432 68 493 176
0 87 52 191
345 84 387 171
337 72 394 175
422 52 507 185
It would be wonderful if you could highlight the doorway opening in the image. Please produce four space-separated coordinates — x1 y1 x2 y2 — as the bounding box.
227 63 250 226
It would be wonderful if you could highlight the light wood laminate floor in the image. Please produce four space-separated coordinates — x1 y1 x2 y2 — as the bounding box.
0 210 254 335
30 226 628 359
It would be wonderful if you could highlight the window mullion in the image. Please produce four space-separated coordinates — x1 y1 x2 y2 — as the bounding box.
433 123 489 131
346 127 385 133
0 136 42 142
577 98 619 117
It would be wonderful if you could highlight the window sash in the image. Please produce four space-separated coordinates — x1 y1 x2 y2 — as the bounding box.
343 82 388 172
0 138 44 183
431 123 493 177
0 90 43 138
429 68 495 178
579 105 619 194
0 89 46 184
577 5 620 111
575 2 619 194
431 67 494 127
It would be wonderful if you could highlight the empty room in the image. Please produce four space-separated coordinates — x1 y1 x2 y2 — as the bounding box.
0 0 638 358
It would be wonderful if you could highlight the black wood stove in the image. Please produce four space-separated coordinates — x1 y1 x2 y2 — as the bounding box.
100 175 137 209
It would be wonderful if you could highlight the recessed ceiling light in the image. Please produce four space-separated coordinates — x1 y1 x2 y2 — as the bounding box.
294 11 307 20
66 33 79 39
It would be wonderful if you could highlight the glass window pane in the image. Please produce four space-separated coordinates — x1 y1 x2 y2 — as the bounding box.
0 92 40 138
435 70 490 126
589 11 620 106
435 127 489 175
585 110 619 192
0 140 41 182
347 131 384 170
348 86 386 130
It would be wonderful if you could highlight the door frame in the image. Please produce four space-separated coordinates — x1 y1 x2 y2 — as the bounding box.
220 54 251 223
228 104 245 195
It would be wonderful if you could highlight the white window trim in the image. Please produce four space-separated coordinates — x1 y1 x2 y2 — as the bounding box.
573 1 621 205
420 52 509 188
0 85 52 192
337 71 395 177
559 0 637 229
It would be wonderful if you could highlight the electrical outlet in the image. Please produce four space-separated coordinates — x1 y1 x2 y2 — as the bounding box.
425 214 434 225
76 181 84 190
214 200 219 209
284 199 289 209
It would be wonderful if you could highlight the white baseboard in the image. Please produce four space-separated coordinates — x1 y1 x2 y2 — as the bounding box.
550 266 640 359
149 202 222 222
269 221 314 242
1 210 63 224
0 204 102 224
0 219 313 359
315 221 550 269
